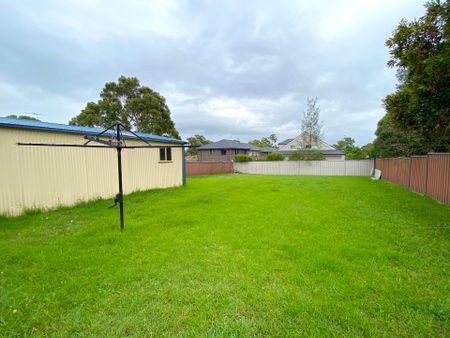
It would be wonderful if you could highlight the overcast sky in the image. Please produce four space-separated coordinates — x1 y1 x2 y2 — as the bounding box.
0 0 425 145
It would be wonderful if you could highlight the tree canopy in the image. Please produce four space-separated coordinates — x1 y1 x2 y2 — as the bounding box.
345 147 366 160
333 136 375 159
186 134 212 155
6 114 40 122
248 134 277 148
374 0 450 156
70 76 180 139
333 137 356 153
373 114 426 157
361 143 377 158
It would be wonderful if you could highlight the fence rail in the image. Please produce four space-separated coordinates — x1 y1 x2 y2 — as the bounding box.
375 154 450 205
186 162 233 176
233 160 374 176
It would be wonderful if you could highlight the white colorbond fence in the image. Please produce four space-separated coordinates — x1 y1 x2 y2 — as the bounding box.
233 160 374 176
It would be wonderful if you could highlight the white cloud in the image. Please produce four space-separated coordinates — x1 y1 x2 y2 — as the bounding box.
0 0 426 145
9 0 196 43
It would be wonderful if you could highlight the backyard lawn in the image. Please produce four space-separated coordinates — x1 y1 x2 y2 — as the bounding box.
0 175 449 336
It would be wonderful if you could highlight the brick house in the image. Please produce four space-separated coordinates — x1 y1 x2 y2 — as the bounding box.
197 139 274 162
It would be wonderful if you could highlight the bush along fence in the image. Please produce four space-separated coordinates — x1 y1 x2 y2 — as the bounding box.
375 153 450 205
233 160 374 176
186 161 233 176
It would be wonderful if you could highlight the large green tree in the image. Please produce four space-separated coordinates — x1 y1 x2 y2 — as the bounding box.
333 137 356 153
333 136 377 158
361 143 377 158
186 134 212 155
345 147 366 160
375 0 450 155
70 76 180 139
333 136 375 160
374 114 426 157
6 114 40 121
248 134 277 148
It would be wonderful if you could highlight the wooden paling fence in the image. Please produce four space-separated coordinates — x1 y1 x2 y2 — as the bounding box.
186 161 233 176
375 153 450 205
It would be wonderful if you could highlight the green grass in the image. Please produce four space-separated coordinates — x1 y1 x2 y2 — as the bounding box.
0 175 449 336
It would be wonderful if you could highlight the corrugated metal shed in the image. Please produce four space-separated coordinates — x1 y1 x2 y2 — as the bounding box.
0 118 185 215
0 117 185 144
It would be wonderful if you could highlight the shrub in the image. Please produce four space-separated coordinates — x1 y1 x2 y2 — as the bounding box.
234 154 253 162
345 147 366 160
289 150 324 161
266 152 285 161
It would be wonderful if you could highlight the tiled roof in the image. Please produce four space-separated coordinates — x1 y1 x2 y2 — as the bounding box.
198 139 275 152
198 139 252 150
279 149 345 155
278 138 295 145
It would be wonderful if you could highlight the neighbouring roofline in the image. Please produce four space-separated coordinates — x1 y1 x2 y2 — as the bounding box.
0 117 186 144
197 139 275 152
278 138 294 145
278 133 339 151
278 149 345 156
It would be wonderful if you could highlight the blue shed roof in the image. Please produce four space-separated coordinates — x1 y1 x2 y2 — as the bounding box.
0 117 185 144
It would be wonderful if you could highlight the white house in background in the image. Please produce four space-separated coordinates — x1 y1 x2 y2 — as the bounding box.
278 133 345 161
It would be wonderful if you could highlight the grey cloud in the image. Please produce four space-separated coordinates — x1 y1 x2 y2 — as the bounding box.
0 0 425 145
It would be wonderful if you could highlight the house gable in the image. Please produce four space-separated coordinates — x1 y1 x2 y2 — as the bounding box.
278 133 335 151
197 139 275 162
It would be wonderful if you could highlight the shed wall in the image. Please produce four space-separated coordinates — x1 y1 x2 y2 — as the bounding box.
0 127 183 215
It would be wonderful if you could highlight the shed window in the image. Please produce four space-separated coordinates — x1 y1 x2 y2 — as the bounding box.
159 147 172 161
221 149 227 155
